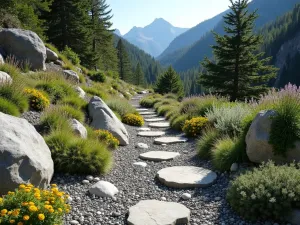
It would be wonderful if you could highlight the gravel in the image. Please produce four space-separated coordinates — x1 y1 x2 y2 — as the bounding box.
50 96 276 225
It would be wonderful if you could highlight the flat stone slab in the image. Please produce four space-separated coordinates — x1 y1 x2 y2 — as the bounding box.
149 122 170 128
154 137 188 145
136 108 149 112
137 131 166 137
137 127 151 131
127 200 190 225
145 118 166 122
143 114 158 118
139 111 157 115
157 166 217 188
140 151 180 162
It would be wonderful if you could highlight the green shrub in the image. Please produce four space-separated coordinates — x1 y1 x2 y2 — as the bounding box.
197 129 220 159
164 93 178 100
122 113 144 127
61 46 80 65
182 117 209 137
140 97 158 108
0 183 70 225
88 71 106 83
227 162 300 221
106 99 137 117
170 114 188 131
205 103 250 136
0 83 28 113
157 105 176 116
59 96 87 110
94 130 119 150
0 60 21 79
0 13 22 29
0 97 20 116
82 87 108 100
24 88 50 111
212 136 247 171
36 81 77 103
46 130 112 174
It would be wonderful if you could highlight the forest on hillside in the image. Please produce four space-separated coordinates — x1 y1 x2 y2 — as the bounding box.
0 0 162 86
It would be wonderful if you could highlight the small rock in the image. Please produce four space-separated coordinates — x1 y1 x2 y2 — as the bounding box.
135 143 149 149
161 197 166 201
86 175 94 181
93 177 100 182
67 196 73 202
181 193 192 200
70 220 79 225
89 181 118 198
82 180 90 184
133 162 147 168
214 197 221 201
230 163 238 172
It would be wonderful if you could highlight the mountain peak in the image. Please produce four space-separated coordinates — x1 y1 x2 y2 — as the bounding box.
152 18 171 26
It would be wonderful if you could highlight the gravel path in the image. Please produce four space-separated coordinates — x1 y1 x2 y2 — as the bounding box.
54 95 276 225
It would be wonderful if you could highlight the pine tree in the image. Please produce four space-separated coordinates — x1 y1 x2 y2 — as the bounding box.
199 0 278 101
134 63 144 86
154 66 184 97
117 39 132 82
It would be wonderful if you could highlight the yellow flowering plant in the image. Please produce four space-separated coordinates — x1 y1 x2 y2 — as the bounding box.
122 113 144 127
0 184 70 225
94 130 119 149
182 117 209 137
24 88 50 111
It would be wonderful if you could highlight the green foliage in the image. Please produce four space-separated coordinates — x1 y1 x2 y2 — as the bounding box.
59 96 87 110
199 0 277 101
140 95 162 108
0 97 20 116
0 83 29 113
197 128 220 159
170 114 189 131
122 113 144 127
212 136 247 171
183 117 209 137
157 105 177 116
88 71 106 83
117 39 132 83
45 129 112 174
0 184 70 225
0 13 22 29
94 129 119 150
0 60 21 79
24 88 50 111
133 62 144 86
82 87 108 100
61 46 81 66
227 162 300 221
106 99 137 117
154 66 184 97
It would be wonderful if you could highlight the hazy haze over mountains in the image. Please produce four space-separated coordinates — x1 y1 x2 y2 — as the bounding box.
122 18 188 57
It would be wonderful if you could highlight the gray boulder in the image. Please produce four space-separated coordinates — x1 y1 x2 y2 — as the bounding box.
0 29 46 70
46 48 58 61
0 71 12 84
75 86 86 99
88 96 129 145
246 110 300 163
70 119 87 139
63 70 79 83
0 112 54 194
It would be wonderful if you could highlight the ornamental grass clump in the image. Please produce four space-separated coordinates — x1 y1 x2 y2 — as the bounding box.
106 99 137 117
122 113 144 127
227 162 300 222
182 117 209 137
94 130 119 150
0 97 20 116
0 183 70 225
24 88 50 111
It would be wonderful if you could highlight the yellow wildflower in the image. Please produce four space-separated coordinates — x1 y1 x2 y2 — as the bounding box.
38 214 45 221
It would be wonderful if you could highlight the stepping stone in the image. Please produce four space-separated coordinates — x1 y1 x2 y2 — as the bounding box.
136 108 149 112
154 137 188 145
137 131 165 137
131 98 140 100
127 200 190 225
157 166 217 188
139 111 157 115
137 127 151 132
139 151 180 162
149 122 170 128
145 118 166 122
135 143 149 149
143 114 158 118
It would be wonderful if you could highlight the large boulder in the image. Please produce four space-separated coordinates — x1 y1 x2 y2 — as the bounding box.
0 71 12 84
63 70 79 83
88 96 129 145
246 110 300 163
0 29 46 70
46 48 58 61
0 112 54 194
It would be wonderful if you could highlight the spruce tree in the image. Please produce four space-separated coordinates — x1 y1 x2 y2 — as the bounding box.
154 66 184 97
117 39 132 82
199 0 277 101
134 63 144 86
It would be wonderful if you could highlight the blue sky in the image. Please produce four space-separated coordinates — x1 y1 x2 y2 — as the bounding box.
107 0 231 35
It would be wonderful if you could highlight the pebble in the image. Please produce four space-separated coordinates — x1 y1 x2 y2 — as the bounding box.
86 175 94 181
70 220 79 224
182 193 192 200
82 180 89 184
161 197 166 201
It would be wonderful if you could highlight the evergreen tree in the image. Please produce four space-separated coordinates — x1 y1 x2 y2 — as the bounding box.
199 0 277 101
117 39 132 82
134 63 144 86
154 66 184 97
